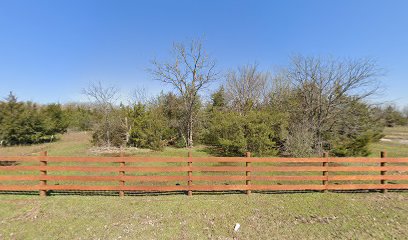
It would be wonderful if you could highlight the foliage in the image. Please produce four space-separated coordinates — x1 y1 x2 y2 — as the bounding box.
91 108 127 147
328 101 384 156
42 103 69 134
382 105 408 127
0 92 68 145
203 109 284 156
63 103 94 131
150 39 218 147
2 56 391 157
126 103 169 151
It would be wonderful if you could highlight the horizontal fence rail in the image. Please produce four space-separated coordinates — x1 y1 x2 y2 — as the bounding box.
0 151 407 196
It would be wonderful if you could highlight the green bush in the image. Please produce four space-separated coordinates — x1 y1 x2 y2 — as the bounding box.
204 110 284 156
0 93 68 145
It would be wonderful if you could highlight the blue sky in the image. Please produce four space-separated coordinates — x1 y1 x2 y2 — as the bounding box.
0 0 407 106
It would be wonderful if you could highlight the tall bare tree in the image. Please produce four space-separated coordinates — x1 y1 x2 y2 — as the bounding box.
82 82 120 147
225 64 270 115
150 39 218 147
286 55 382 155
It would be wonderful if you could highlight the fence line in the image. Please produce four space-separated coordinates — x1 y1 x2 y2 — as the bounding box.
0 151 407 196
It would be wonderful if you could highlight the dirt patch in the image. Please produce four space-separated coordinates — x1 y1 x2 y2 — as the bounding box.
89 146 147 155
8 205 41 222
380 138 408 144
294 215 338 224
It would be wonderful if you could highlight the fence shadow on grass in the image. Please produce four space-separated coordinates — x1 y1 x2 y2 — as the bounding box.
1 189 407 197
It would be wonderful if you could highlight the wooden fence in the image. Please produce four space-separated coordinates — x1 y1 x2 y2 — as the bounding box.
0 151 407 196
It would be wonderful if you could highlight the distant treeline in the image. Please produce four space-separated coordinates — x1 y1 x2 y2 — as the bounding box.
1 40 408 157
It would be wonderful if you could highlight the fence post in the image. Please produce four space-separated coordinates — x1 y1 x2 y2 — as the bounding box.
188 152 192 196
322 152 329 193
381 151 387 194
119 151 125 197
39 151 48 197
245 152 251 195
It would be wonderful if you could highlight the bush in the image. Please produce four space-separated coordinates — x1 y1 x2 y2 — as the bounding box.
0 93 68 146
204 110 283 156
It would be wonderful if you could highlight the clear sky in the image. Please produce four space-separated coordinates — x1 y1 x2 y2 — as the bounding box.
0 0 407 106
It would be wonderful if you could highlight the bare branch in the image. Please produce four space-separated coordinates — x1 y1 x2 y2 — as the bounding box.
148 39 218 147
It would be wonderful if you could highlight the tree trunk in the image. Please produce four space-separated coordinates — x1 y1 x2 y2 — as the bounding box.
107 129 111 147
125 117 130 144
187 113 193 148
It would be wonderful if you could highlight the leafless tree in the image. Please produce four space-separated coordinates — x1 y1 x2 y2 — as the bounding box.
284 120 315 157
286 55 382 155
150 39 218 147
82 82 120 147
225 64 270 115
268 69 294 111
129 87 149 106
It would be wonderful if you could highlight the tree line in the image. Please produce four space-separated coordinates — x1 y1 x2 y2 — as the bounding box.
1 40 408 156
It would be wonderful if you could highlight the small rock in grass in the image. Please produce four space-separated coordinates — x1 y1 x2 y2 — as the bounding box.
234 223 240 232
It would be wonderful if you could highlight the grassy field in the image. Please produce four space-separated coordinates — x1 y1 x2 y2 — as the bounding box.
1 192 407 239
369 126 408 157
0 131 211 158
0 131 92 157
0 128 407 239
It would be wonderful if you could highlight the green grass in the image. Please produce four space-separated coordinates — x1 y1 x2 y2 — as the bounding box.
369 126 408 158
0 131 92 157
0 131 210 158
0 193 407 239
369 141 408 158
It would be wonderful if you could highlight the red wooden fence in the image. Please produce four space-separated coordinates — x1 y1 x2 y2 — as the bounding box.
0 151 407 196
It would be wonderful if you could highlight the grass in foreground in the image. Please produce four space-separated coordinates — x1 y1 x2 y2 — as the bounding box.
0 192 407 239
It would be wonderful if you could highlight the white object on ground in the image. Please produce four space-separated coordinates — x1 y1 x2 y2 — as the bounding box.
234 223 240 232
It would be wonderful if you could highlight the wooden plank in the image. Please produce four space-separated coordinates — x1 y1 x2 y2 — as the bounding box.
191 166 326 172
251 184 326 191
190 185 248 191
327 158 408 163
1 183 407 192
0 156 44 162
191 175 327 181
39 151 47 197
123 176 189 182
2 156 408 163
329 175 408 181
0 175 191 182
191 176 247 181
0 166 41 171
0 175 334 182
327 166 408 172
250 175 326 181
246 152 251 195
381 151 388 194
119 156 125 197
41 185 189 191
187 152 193 196
0 175 42 181
327 184 408 190
3 165 406 172
0 185 39 191
2 174 405 182
0 166 190 172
